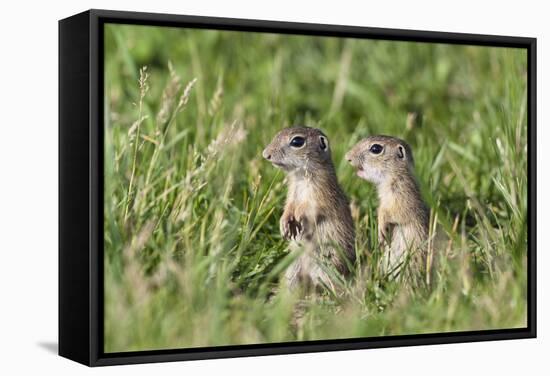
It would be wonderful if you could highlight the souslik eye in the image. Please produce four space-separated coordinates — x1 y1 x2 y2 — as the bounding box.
289 136 306 148
369 144 383 154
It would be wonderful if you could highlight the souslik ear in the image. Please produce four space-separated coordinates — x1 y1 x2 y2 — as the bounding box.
397 144 414 165
319 135 329 151
397 145 406 159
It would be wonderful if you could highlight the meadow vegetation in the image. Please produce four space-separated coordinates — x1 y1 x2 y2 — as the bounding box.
103 24 528 352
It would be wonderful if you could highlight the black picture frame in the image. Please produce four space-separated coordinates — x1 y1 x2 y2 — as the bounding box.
59 8 537 367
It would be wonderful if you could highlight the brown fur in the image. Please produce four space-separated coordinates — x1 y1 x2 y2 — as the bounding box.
263 126 355 290
346 135 429 281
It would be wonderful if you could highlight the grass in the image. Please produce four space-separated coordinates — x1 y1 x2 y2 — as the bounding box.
103 24 528 352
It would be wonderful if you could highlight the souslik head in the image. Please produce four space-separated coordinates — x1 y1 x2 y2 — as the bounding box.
262 126 332 172
345 135 415 184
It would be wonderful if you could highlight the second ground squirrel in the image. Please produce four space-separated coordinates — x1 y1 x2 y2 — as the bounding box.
346 135 429 281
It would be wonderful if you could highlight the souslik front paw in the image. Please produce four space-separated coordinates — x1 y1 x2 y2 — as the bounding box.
280 213 303 240
378 222 393 247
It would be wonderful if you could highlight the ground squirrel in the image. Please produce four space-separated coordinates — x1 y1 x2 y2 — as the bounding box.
345 135 429 281
263 126 355 291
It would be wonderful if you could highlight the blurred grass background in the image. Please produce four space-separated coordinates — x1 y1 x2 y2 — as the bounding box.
103 23 528 352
